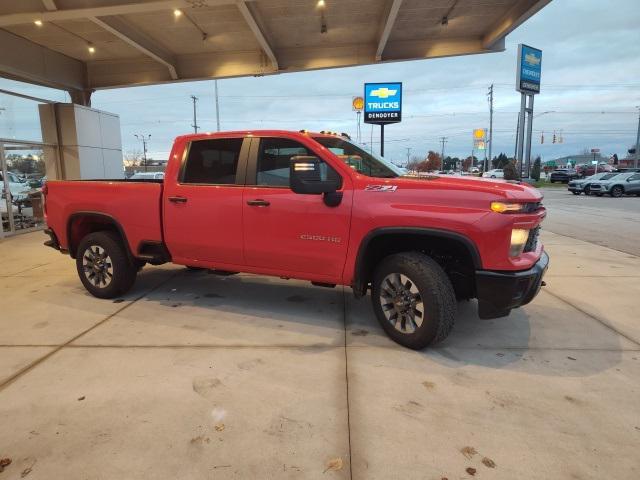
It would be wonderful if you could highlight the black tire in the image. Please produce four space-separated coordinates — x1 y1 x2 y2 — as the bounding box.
610 185 624 198
549 179 555 183
584 186 591 195
596 193 603 197
490 175 496 178
371 252 456 350
76 231 137 299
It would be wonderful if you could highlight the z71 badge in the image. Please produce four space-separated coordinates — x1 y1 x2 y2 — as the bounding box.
365 185 398 192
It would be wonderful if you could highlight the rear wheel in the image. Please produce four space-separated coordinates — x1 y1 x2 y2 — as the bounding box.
610 185 624 198
584 185 591 195
76 231 137 299
371 252 456 350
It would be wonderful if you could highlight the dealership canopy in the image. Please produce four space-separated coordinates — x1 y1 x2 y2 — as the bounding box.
0 0 550 102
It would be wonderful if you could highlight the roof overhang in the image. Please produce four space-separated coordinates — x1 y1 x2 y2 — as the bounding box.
0 0 551 96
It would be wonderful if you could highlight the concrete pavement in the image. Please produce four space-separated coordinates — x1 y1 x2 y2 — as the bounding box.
1 229 639 479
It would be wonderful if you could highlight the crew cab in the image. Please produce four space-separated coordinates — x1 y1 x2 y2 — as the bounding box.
43 130 548 349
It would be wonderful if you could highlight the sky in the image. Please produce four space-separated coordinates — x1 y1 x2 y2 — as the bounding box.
1 0 639 166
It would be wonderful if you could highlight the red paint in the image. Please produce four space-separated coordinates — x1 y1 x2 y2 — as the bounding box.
44 130 546 286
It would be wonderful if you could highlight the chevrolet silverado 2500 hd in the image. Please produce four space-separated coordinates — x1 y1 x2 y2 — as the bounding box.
43 130 548 349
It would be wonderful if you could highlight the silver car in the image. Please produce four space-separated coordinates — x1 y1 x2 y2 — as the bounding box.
567 172 620 195
588 172 640 197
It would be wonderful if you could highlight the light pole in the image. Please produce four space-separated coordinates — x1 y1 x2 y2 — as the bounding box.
134 134 151 172
634 106 640 169
191 95 199 133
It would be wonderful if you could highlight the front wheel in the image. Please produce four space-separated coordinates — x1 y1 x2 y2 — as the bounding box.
76 231 137 299
371 252 456 350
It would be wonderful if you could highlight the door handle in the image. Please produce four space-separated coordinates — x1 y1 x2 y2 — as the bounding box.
246 199 270 207
168 196 188 204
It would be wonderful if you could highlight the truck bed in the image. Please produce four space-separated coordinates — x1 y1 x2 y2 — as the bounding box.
45 179 164 255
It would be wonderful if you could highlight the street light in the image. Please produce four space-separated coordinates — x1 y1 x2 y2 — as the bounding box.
534 110 555 119
134 134 151 172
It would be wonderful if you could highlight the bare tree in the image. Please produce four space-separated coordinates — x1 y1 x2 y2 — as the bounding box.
407 155 424 171
123 149 143 168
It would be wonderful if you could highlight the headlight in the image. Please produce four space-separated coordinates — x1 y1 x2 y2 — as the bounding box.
491 202 524 213
510 229 529 257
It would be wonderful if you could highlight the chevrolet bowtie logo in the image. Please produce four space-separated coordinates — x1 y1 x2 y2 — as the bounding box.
370 87 397 99
524 53 540 66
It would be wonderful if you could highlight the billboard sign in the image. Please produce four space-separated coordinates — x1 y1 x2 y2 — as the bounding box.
473 128 486 150
364 82 402 124
516 44 542 94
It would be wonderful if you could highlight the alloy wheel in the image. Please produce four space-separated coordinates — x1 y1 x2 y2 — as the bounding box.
82 245 113 287
378 273 424 334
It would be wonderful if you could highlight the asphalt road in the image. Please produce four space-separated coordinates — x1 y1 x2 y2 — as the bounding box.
540 187 640 256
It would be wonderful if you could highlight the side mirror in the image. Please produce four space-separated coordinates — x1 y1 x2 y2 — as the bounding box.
289 156 340 194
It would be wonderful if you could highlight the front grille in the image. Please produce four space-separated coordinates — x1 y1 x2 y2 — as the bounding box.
524 226 540 253
522 202 542 213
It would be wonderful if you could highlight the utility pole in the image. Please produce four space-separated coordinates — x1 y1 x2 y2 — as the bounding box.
191 95 199 133
214 81 221 132
134 134 151 172
406 147 412 167
635 106 640 169
487 84 494 166
440 137 448 164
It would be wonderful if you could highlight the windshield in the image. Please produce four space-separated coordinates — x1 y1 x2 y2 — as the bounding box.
313 136 402 178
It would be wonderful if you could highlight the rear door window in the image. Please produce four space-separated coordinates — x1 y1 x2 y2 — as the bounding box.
182 138 243 184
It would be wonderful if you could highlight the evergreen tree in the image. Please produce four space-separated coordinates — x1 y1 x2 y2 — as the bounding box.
531 156 541 181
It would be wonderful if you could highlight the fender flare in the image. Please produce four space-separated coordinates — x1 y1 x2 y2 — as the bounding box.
66 211 132 260
351 227 482 297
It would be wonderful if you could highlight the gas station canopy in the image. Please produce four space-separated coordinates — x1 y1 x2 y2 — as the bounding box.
0 0 550 101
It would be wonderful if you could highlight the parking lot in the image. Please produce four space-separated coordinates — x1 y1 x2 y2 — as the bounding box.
1 193 640 479
541 187 640 256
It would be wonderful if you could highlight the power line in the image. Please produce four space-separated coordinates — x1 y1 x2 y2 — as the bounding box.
440 137 448 160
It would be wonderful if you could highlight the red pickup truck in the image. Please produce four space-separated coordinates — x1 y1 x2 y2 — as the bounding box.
43 130 547 349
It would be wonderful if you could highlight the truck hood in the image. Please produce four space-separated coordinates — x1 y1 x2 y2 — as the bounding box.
381 175 543 202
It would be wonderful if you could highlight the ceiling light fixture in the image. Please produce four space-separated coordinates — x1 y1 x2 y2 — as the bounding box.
34 20 43 26
88 44 95 54
317 0 326 8
173 9 182 17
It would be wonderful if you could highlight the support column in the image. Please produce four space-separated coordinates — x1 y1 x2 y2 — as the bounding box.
68 89 93 107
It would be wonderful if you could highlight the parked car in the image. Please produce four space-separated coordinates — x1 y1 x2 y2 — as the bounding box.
130 172 165 180
43 130 547 350
588 172 640 197
549 168 579 183
567 172 620 195
482 169 504 178
613 167 640 173
0 171 31 200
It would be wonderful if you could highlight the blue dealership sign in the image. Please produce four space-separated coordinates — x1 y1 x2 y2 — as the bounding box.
516 44 542 94
364 82 402 124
